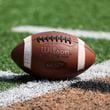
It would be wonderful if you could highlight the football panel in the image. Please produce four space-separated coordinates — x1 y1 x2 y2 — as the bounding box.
30 39 79 79
85 46 95 69
11 42 24 68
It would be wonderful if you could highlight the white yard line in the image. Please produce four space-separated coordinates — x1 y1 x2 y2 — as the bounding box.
12 26 110 40
0 79 74 107
0 71 19 79
79 60 110 80
0 60 110 107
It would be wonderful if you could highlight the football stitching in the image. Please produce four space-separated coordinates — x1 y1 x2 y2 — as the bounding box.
36 36 71 44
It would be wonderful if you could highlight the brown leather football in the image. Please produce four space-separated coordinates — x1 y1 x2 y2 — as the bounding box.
11 31 95 80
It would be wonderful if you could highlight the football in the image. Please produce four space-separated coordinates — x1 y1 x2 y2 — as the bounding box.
11 31 95 80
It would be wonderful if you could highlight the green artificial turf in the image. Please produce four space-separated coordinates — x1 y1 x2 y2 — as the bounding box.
0 0 110 31
0 78 19 92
